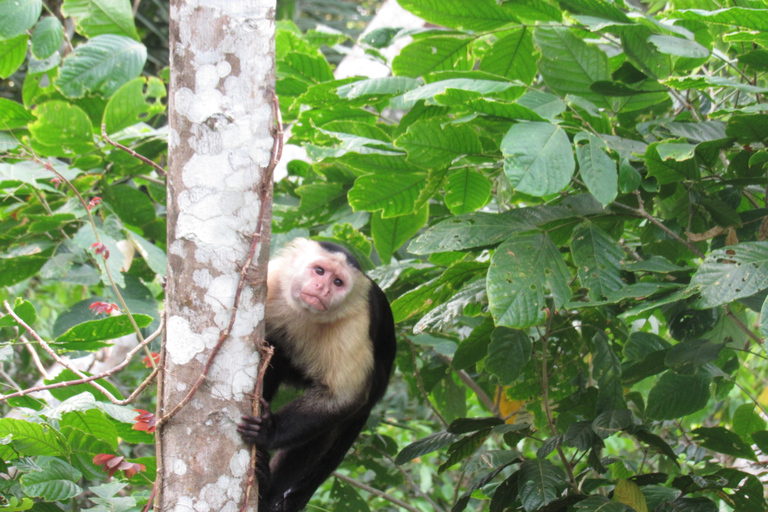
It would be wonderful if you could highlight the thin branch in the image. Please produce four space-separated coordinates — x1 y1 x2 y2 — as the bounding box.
374 447 447 512
725 306 763 345
435 354 496 414
20 335 50 379
613 192 705 258
101 124 166 176
332 472 422 512
1 303 163 405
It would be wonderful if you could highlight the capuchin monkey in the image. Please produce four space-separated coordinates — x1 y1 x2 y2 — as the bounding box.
238 238 396 512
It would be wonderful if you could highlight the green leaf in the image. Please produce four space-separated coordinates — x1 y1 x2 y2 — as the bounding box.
61 0 140 40
278 52 333 83
0 255 48 287
726 114 768 144
393 36 473 78
54 314 153 345
329 480 369 512
692 427 757 461
20 458 83 502
31 17 63 59
372 204 429 264
444 169 492 215
486 328 531 385
395 431 458 465
28 101 96 156
645 140 700 184
0 299 37 328
619 25 672 80
673 7 768 31
48 369 125 403
396 0 519 31
61 409 118 449
560 0 631 23
648 35 710 58
348 172 427 217
613 479 648 512
103 76 166 134
534 27 611 109
336 77 419 99
575 496 633 512
690 242 768 308
102 184 156 227
479 27 537 84
439 429 491 473
731 404 766 437
410 194 603 254
518 459 565 511
451 315 494 371
0 34 28 79
571 221 625 301
646 371 711 420
0 0 42 39
0 419 66 459
488 234 572 328
56 34 147 98
575 133 618 206
501 121 575 197
395 120 483 169
592 409 632 439
403 78 517 105
664 339 723 375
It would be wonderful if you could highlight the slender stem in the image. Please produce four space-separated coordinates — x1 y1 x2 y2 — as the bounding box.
332 472 422 512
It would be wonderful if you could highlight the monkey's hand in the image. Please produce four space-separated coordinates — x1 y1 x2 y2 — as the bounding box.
238 399 275 448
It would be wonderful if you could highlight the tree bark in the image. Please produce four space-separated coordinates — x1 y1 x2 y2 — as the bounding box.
160 1 275 511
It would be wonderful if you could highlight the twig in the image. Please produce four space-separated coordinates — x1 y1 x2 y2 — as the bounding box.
20 335 50 379
241 92 284 512
409 341 448 428
1 303 163 405
101 124 166 176
435 354 496 415
613 192 705 258
332 472 422 512
374 447 447 512
725 306 763 345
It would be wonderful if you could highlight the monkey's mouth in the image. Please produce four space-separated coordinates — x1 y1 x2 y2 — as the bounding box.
300 293 328 311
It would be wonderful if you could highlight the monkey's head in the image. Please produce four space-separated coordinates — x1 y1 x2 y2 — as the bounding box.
275 239 369 321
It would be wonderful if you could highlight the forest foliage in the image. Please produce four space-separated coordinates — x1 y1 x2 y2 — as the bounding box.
2 0 768 511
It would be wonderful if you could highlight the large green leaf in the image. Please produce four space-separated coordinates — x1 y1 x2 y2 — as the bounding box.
30 16 63 59
479 27 537 84
395 120 483 169
690 242 768 308
444 169 492 214
485 328 531 385
518 459 566 511
534 26 611 109
0 419 66 459
646 371 711 420
410 194 603 253
571 221 625 301
103 76 166 134
672 7 768 31
372 204 429 264
501 121 575 197
0 255 48 287
348 172 427 217
0 0 42 39
61 0 139 40
691 427 757 461
56 34 147 98
396 0 519 31
0 34 29 79
395 431 458 465
575 133 617 206
488 234 572 328
54 313 153 345
28 101 96 156
392 36 473 78
20 458 83 502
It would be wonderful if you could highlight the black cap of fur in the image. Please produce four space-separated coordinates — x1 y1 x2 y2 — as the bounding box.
317 241 362 272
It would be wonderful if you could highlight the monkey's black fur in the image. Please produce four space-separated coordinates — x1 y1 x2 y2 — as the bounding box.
238 240 396 512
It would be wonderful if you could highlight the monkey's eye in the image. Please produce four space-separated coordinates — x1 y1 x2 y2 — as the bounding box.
315 266 324 276
333 278 343 287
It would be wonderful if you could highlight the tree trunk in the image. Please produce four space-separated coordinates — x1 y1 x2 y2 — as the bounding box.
160 1 276 511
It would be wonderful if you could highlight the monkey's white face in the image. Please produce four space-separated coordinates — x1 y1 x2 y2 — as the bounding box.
290 255 353 313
